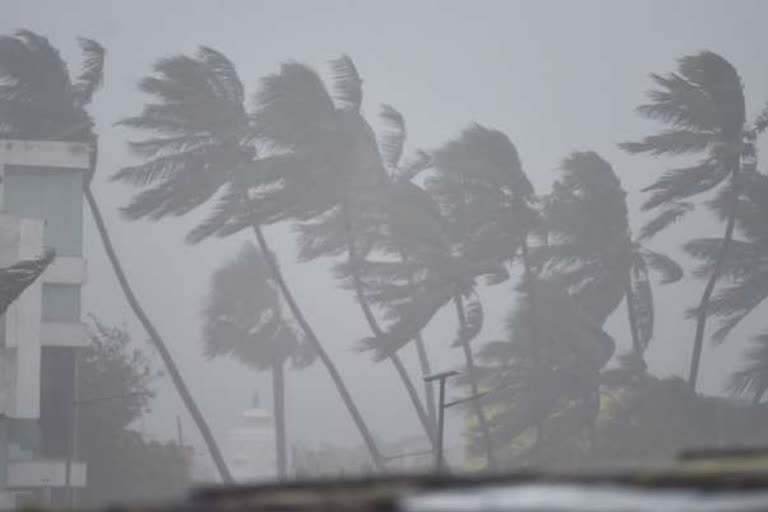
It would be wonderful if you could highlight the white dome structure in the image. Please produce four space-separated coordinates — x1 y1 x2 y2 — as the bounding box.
225 407 277 482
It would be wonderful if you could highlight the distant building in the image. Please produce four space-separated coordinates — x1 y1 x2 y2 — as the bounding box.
0 140 91 505
225 407 277 482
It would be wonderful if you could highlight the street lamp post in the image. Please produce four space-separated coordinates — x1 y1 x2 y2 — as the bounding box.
423 370 459 472
423 371 493 474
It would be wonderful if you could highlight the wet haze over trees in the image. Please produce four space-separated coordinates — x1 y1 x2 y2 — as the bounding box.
4 0 768 501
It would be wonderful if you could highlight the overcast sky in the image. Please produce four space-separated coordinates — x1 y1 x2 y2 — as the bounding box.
4 0 768 476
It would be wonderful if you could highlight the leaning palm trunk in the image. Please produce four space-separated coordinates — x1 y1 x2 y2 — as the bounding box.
341 202 437 449
84 186 233 483
250 225 386 471
273 359 287 479
688 178 741 390
453 294 497 470
402 251 438 425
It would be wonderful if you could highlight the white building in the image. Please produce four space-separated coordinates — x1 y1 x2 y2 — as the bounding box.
0 140 91 505
225 407 277 482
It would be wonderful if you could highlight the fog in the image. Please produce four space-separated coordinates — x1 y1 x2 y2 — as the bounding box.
3 0 768 497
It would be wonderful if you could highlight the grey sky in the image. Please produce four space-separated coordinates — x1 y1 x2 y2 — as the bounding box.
3 0 768 473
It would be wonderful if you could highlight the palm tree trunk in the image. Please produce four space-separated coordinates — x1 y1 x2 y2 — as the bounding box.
625 282 642 356
250 225 385 471
84 187 233 483
688 180 741 390
340 201 437 449
272 359 287 480
453 294 497 471
401 250 438 425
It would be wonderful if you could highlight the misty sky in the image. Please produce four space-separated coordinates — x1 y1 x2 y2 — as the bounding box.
4 0 768 475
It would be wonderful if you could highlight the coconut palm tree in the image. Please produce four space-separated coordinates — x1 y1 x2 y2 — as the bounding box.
228 56 438 450
685 171 768 403
0 30 233 481
114 48 385 470
356 125 538 469
423 125 539 470
377 104 438 424
203 242 314 479
540 152 683 360
620 51 767 389
472 278 617 466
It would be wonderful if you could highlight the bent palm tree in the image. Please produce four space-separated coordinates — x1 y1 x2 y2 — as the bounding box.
203 243 314 479
620 51 765 389
541 152 682 361
473 278 616 466
686 171 768 403
235 56 437 450
0 31 232 481
114 48 384 470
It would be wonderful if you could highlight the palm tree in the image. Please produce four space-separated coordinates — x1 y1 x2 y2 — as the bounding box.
686 171 768 403
620 51 765 389
0 31 233 481
114 48 385 470
424 125 539 470
377 104 438 425
236 56 437 450
472 278 617 466
541 152 683 361
203 242 314 479
359 125 537 469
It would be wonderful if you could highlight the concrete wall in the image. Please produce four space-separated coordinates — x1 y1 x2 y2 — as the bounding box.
3 167 84 257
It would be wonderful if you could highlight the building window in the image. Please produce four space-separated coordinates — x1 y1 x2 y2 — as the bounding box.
41 284 81 323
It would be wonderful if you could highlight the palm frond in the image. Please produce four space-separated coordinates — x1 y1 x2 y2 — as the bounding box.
73 38 105 106
638 201 693 240
641 249 684 284
619 129 711 156
641 160 728 211
754 101 768 134
630 267 654 352
379 104 405 169
330 54 362 112
453 293 483 347
396 149 432 181
706 274 768 343
727 332 768 402
197 46 244 106
253 61 336 149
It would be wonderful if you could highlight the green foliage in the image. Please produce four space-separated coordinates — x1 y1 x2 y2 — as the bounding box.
203 242 314 370
78 319 189 506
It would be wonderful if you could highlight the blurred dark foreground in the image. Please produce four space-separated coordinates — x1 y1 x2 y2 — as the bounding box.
29 450 768 512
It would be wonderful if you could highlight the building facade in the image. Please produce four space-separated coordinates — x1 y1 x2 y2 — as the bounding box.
0 140 90 505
